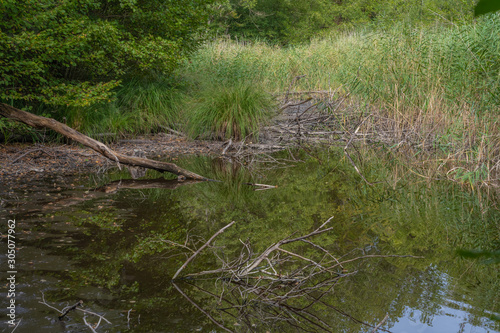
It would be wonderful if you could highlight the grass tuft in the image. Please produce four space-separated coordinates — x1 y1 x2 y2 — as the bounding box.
187 81 275 140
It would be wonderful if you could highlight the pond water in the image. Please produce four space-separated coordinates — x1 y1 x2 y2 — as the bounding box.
1 150 499 333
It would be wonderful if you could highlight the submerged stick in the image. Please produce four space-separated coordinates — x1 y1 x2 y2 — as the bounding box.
172 283 234 333
58 300 83 320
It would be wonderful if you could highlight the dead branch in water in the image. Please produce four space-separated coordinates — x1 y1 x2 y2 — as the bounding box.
58 300 84 320
172 221 236 280
171 217 422 332
39 292 111 332
172 282 234 333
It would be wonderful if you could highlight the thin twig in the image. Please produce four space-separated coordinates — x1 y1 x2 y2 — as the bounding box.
83 315 98 333
10 148 53 164
172 283 234 333
9 318 22 333
127 309 132 328
77 308 112 325
157 238 195 253
240 218 333 275
59 300 83 320
222 138 232 155
279 97 313 114
172 221 236 280
158 125 186 137
39 293 62 314
244 182 278 189
344 114 380 186
371 314 390 333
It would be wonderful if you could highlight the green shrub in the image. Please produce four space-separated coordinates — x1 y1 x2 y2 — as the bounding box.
37 78 186 138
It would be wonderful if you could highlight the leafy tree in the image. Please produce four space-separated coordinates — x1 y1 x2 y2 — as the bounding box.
0 0 216 107
214 0 474 44
223 0 337 43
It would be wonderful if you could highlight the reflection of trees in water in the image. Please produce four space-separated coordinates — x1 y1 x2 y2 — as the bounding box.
23 152 500 331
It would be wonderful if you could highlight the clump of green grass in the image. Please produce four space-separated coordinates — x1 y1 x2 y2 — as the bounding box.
187 81 275 140
114 78 184 131
0 117 42 143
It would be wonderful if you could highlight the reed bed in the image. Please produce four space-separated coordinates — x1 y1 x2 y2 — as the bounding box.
181 15 500 186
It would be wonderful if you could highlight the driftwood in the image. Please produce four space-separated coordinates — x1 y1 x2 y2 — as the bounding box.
0 103 208 180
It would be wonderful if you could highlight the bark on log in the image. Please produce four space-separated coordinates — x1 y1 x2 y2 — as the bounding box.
0 103 208 180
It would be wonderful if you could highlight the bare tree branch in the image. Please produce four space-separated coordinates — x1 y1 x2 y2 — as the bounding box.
172 221 236 280
172 283 234 333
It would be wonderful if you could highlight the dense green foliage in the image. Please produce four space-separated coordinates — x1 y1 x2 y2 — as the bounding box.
0 0 215 107
0 0 477 111
475 0 500 16
43 77 186 137
215 0 474 43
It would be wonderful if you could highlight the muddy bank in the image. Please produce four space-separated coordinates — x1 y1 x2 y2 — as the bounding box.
0 133 225 184
0 96 333 181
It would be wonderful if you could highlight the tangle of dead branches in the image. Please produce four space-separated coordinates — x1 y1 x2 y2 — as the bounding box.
171 217 423 332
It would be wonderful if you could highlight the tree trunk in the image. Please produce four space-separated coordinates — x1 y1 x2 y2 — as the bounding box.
0 103 208 180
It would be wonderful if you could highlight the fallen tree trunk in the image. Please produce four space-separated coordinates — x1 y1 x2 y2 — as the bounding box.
0 103 208 180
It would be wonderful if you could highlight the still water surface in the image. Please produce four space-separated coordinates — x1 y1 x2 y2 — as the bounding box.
1 151 499 332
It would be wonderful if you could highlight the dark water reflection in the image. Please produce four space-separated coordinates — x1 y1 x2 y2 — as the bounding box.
0 150 499 332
